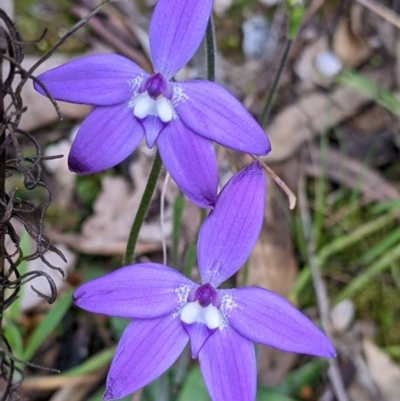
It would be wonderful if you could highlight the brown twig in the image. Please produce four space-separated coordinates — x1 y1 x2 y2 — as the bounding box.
356 0 400 29
251 155 297 210
298 148 349 401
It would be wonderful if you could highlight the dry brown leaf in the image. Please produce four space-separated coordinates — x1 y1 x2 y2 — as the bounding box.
264 68 393 163
333 17 371 68
307 145 400 204
363 339 400 401
256 347 298 386
51 150 173 256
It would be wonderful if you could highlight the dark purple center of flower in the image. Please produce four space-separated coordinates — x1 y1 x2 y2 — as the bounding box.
140 73 172 100
187 283 220 308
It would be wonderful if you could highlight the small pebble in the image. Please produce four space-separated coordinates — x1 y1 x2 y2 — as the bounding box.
314 51 343 77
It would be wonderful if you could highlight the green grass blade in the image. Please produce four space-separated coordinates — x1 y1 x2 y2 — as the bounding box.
291 213 395 300
361 226 400 264
336 243 400 302
4 321 24 359
338 71 400 117
22 289 73 361
8 230 30 321
63 346 116 377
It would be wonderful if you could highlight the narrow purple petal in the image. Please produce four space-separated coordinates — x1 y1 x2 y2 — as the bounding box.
183 322 216 358
141 116 166 148
104 316 188 400
73 263 196 319
174 81 271 155
68 104 144 174
34 54 146 106
198 326 256 401
157 119 217 208
197 162 265 287
221 287 336 358
149 0 213 79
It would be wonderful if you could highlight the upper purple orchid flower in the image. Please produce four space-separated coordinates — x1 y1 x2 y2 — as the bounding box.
73 162 335 401
34 0 271 209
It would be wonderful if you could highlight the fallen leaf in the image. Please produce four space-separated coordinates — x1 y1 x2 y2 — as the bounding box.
307 145 400 204
264 68 393 163
363 339 400 401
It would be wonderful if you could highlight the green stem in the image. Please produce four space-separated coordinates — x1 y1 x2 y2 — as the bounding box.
259 39 292 127
123 151 162 265
205 16 216 82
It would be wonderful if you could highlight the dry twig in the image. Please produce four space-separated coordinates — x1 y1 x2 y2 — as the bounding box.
298 148 349 401
252 156 297 210
356 0 400 30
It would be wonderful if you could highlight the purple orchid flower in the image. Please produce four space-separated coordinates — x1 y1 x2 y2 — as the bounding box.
34 0 271 209
73 162 335 401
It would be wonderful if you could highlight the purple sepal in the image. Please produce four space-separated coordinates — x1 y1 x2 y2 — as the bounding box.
34 54 145 106
183 322 216 358
73 263 195 319
157 119 218 209
197 162 266 287
224 287 337 358
68 104 144 174
175 81 271 155
104 316 188 400
199 326 256 401
140 115 166 148
150 0 213 79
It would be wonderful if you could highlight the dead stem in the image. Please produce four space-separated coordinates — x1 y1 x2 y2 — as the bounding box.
252 155 297 210
298 148 349 401
356 0 400 29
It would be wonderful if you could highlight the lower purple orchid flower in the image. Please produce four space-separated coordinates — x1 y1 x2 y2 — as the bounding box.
34 0 271 209
73 162 335 401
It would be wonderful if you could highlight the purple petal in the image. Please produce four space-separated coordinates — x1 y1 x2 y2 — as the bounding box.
104 316 188 400
141 116 166 148
198 326 256 401
73 263 196 319
149 0 213 79
34 54 146 106
68 104 144 174
174 81 271 155
157 119 217 208
183 322 216 358
222 287 336 358
197 162 265 287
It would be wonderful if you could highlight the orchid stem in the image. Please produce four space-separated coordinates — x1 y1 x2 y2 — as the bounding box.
123 151 162 265
205 16 216 82
259 39 292 127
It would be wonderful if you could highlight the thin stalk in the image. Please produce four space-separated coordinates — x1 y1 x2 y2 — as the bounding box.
259 39 292 127
205 16 216 82
123 152 162 265
298 156 349 401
